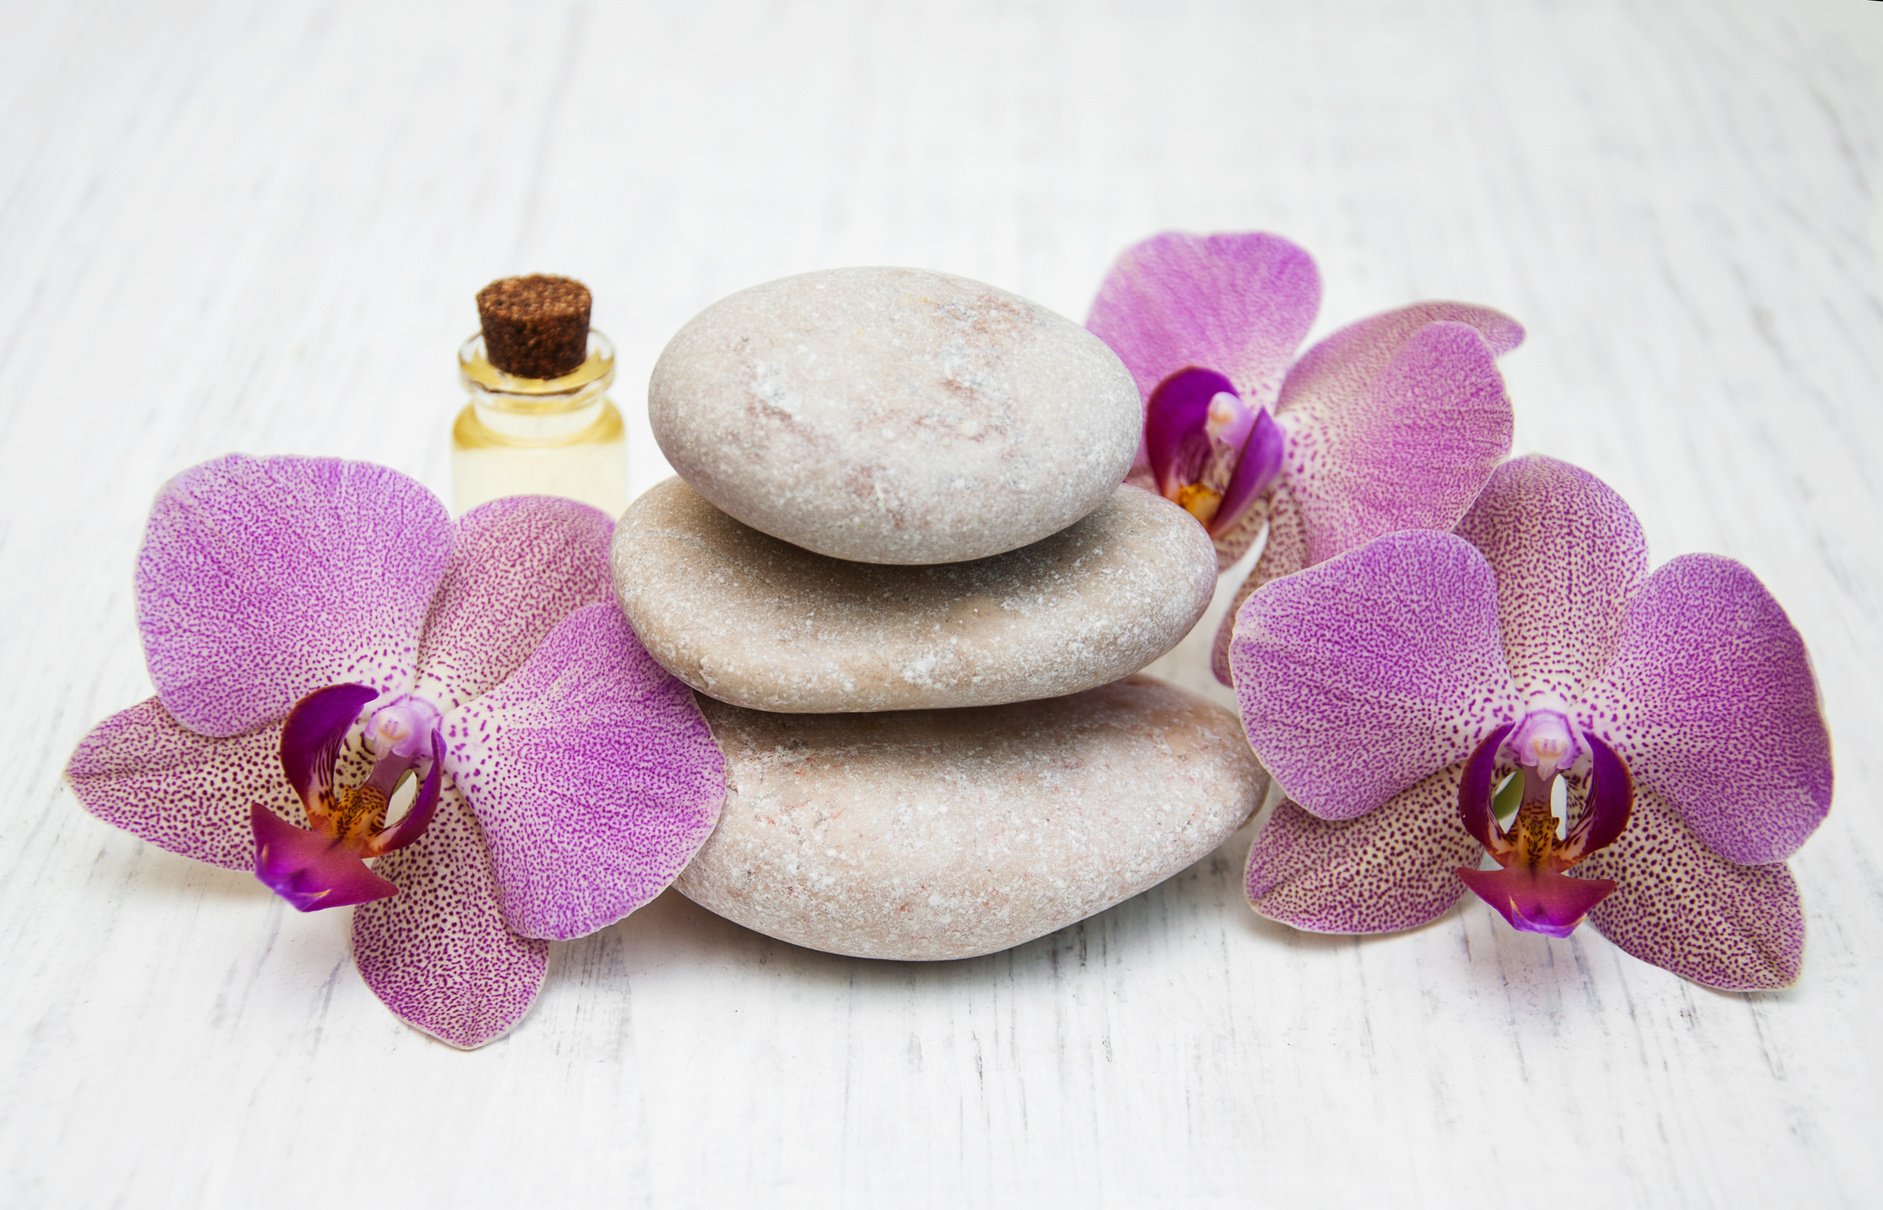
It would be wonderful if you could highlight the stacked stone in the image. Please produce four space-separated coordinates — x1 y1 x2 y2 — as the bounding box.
612 268 1267 960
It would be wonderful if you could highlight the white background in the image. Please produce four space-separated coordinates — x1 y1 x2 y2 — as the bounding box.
2 1 1878 1206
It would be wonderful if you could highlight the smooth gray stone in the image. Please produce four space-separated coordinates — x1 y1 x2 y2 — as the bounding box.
648 266 1141 565
677 676 1268 961
612 478 1217 712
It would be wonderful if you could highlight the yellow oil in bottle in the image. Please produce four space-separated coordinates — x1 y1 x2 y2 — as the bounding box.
450 331 630 517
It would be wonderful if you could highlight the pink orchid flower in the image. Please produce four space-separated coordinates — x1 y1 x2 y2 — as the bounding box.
1086 231 1523 682
1229 455 1833 989
65 455 726 1047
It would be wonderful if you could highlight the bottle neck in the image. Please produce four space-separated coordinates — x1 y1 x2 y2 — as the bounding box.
459 330 616 441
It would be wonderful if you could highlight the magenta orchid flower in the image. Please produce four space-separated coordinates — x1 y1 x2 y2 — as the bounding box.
1086 231 1523 682
65 455 726 1047
1229 455 1832 989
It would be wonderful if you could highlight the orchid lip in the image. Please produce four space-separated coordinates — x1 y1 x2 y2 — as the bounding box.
1455 718 1635 937
1143 367 1285 538
253 684 449 911
251 803 398 911
1455 863 1616 938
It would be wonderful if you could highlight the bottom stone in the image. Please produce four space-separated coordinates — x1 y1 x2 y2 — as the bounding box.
678 675 1267 960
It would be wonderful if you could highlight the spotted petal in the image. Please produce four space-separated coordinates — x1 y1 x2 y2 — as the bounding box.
65 697 298 871
351 789 549 1049
135 455 450 737
1455 455 1647 698
445 604 726 941
1087 231 1321 408
1230 530 1517 819
1246 766 1477 932
1586 554 1832 865
412 496 617 711
1276 308 1518 568
1577 787 1805 990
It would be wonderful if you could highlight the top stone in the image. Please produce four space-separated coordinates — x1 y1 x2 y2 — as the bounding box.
648 267 1142 565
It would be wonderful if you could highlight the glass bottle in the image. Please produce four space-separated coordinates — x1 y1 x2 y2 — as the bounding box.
449 275 630 517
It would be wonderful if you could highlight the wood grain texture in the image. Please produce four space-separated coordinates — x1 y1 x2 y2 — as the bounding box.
1 0 1878 1205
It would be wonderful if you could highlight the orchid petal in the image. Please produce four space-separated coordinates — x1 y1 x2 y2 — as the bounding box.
1278 301 1524 419
1586 554 1832 865
1230 530 1517 820
65 697 298 871
1276 312 1517 567
277 682 378 823
412 496 617 711
1246 767 1477 933
1455 456 1647 698
1087 231 1320 407
1143 367 1243 498
249 803 397 911
1456 864 1615 938
135 455 449 737
1577 787 1805 990
445 604 726 942
1211 480 1311 684
351 789 549 1049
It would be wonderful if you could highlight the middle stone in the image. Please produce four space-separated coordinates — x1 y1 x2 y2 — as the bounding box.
612 478 1217 712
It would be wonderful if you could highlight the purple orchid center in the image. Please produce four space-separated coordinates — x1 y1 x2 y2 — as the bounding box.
251 683 446 912
1144 367 1285 537
1455 707 1635 939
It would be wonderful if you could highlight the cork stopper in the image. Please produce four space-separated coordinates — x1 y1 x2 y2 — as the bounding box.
476 274 592 378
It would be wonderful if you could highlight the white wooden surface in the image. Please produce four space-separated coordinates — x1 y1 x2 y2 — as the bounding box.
2 0 1879 1205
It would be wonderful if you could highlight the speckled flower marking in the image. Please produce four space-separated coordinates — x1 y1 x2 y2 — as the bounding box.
1085 231 1523 681
66 455 726 1048
1229 456 1833 990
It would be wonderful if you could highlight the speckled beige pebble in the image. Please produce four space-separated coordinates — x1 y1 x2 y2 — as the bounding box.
648 267 1142 565
612 479 1217 712
676 676 1267 961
